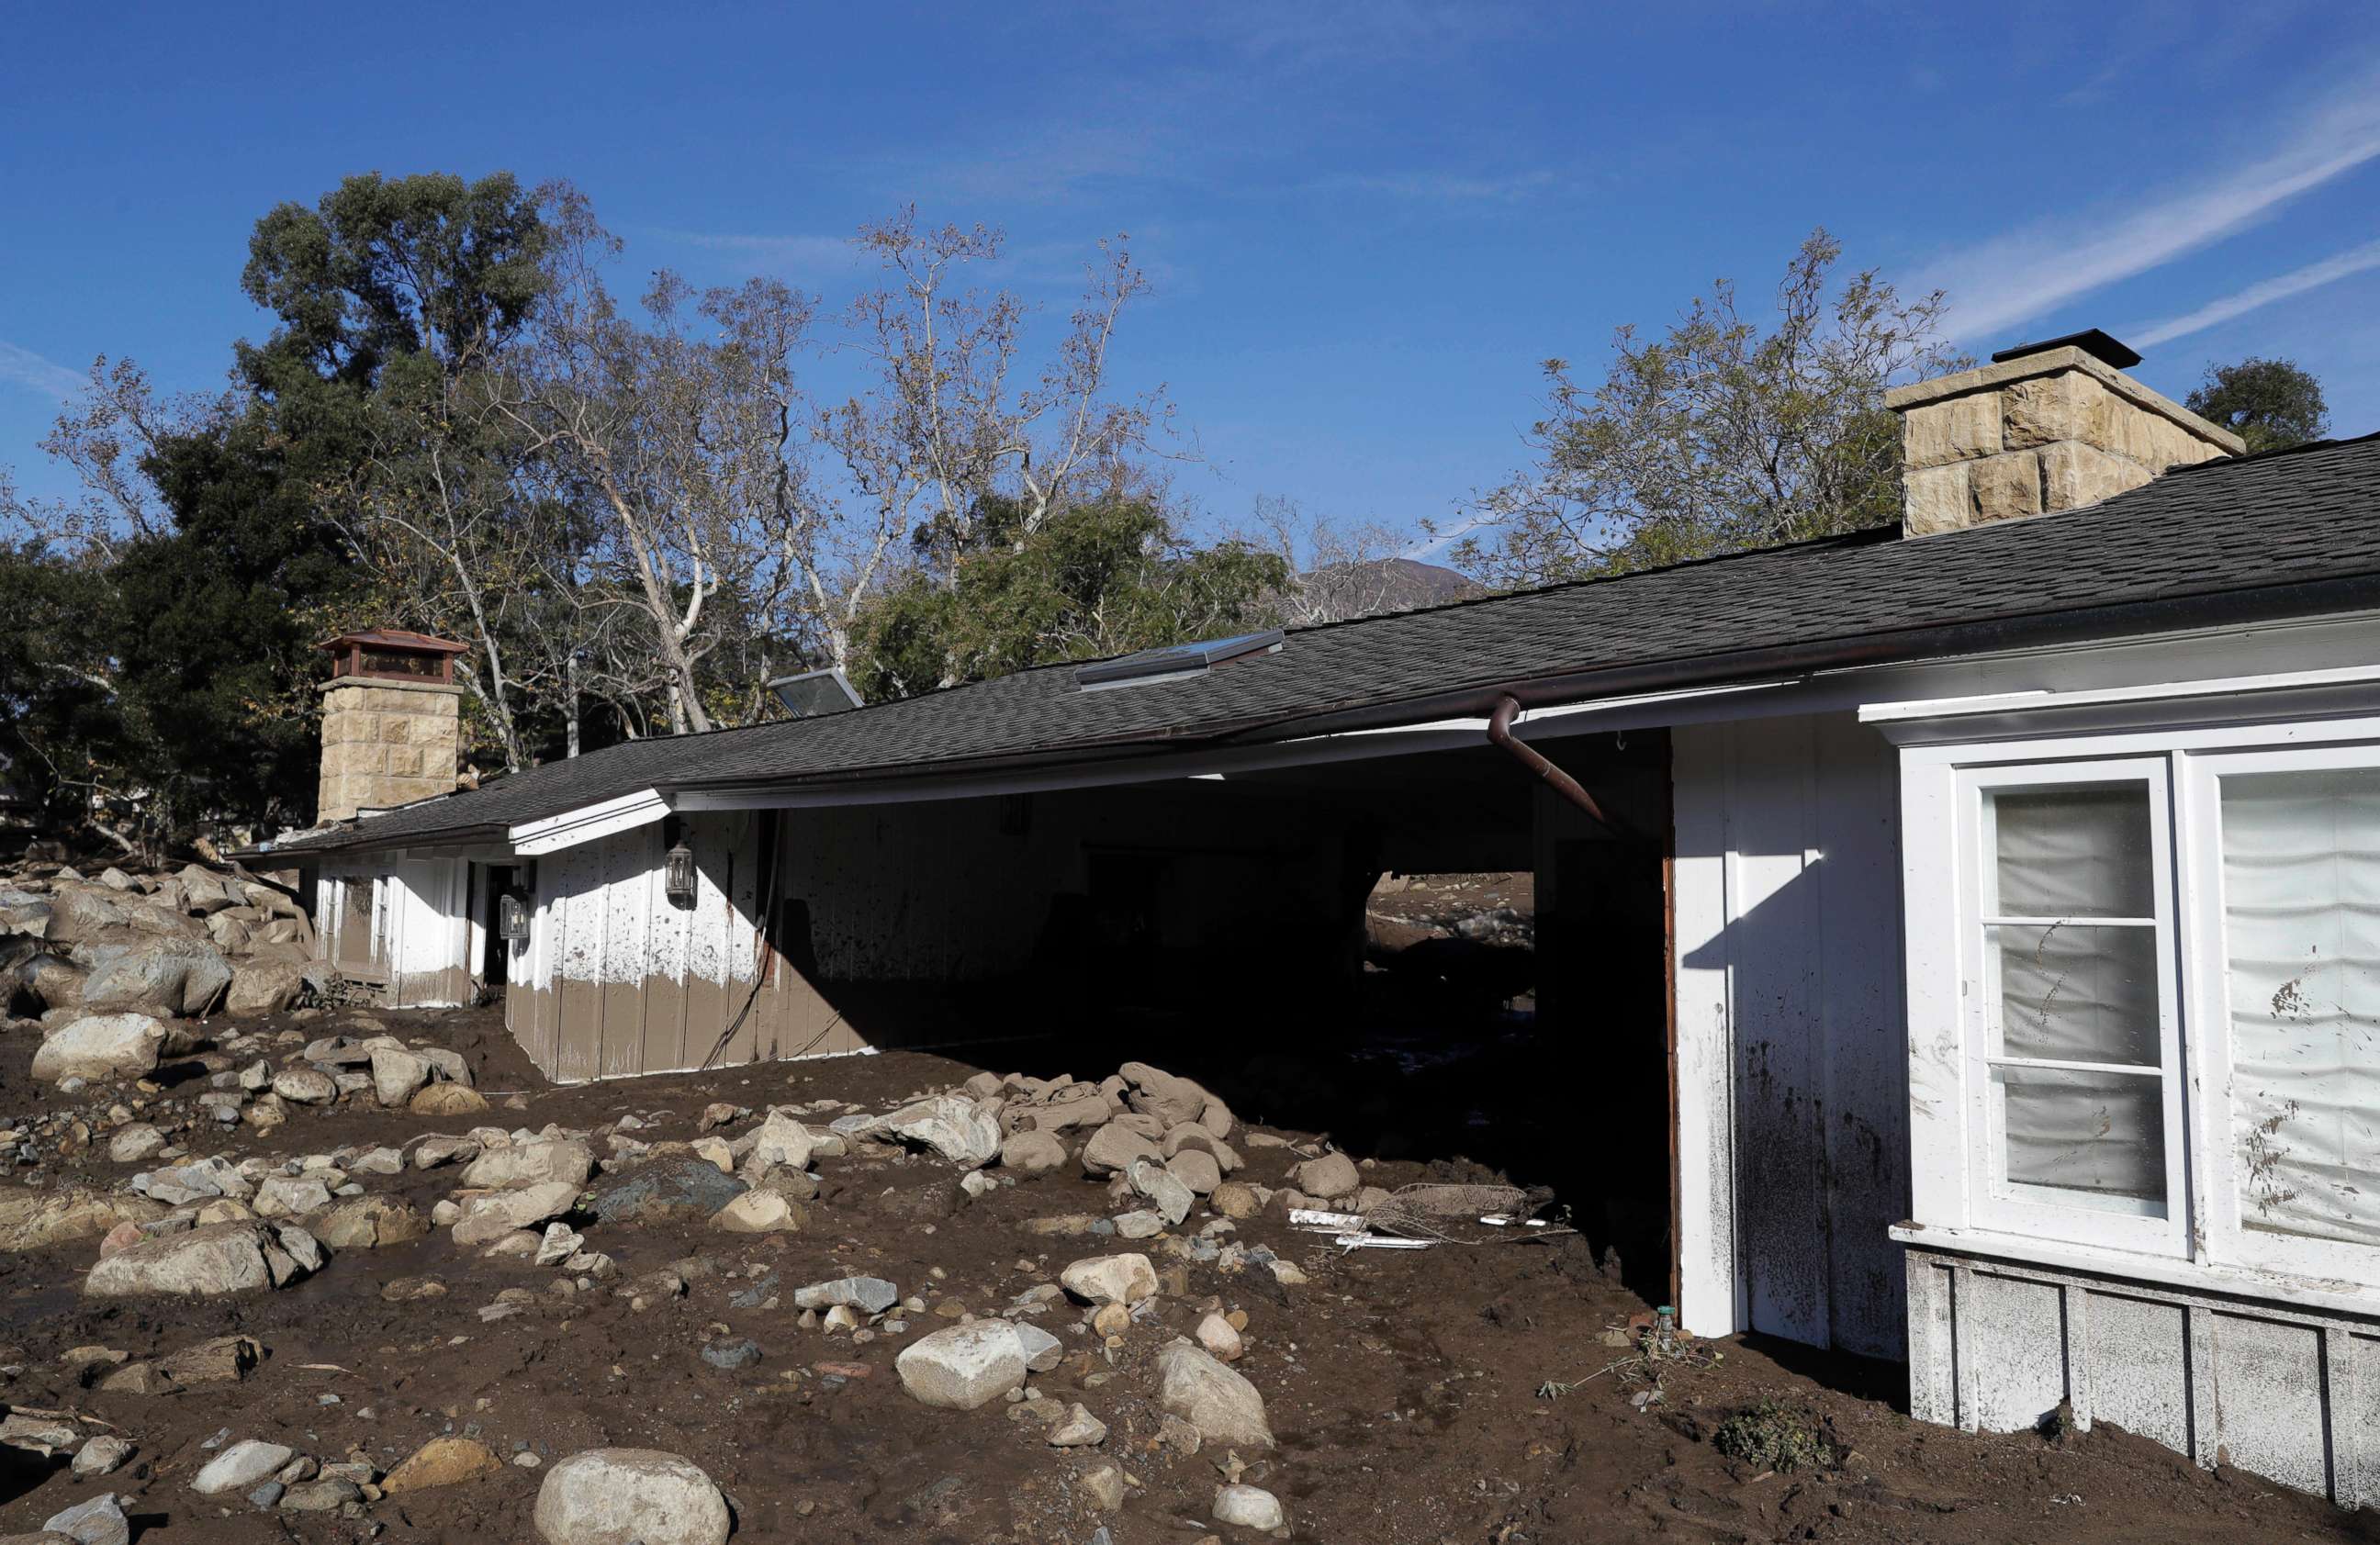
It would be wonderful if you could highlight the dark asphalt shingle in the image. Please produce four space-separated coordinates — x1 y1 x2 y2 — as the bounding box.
272 433 2380 856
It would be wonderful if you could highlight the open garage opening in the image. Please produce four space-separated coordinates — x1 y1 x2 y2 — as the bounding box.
748 728 1678 1306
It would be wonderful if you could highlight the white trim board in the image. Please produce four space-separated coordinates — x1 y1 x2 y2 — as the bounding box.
511 788 670 856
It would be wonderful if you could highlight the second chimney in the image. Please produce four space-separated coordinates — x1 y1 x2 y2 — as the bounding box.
1889 329 2244 537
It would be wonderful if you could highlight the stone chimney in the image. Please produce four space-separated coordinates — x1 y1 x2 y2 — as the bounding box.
315 631 467 823
1889 330 2244 537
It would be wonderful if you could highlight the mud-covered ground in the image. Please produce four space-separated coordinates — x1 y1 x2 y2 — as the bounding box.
0 1001 2372 1545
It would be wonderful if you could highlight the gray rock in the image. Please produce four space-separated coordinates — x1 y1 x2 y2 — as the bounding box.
1000 1128 1069 1172
461 1137 595 1191
1081 1123 1161 1177
71 1436 135 1477
107 1123 167 1164
1294 1152 1361 1200
81 941 231 1017
30 1013 168 1082
1128 1158 1195 1226
450 1180 579 1246
1157 1339 1273 1447
791 1275 899 1314
882 1093 1001 1168
699 1337 760 1370
41 1491 129 1545
586 1157 746 1224
280 1477 362 1511
370 1046 432 1107
895 1323 1036 1410
533 1448 730 1545
245 1481 286 1508
271 1067 337 1104
1048 1403 1107 1447
85 1221 323 1297
1213 1483 1285 1529
1060 1253 1158 1306
193 1439 297 1495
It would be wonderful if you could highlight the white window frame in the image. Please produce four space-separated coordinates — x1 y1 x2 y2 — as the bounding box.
1894 700 2380 1295
2182 740 2380 1283
1954 757 2189 1256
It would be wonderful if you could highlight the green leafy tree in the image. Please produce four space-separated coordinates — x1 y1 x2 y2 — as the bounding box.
1446 230 1961 587
2186 356 2329 453
0 536 136 842
850 492 1288 701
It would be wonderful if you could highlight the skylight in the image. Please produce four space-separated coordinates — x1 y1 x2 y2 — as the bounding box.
1075 629 1285 689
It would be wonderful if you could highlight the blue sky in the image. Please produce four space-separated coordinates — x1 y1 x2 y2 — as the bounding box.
5 1 2378 556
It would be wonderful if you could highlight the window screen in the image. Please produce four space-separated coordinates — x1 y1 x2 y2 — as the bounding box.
2220 767 2380 1248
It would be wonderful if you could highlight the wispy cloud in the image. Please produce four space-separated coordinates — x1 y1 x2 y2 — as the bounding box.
2134 238 2380 347
1924 71 2380 342
0 341 85 400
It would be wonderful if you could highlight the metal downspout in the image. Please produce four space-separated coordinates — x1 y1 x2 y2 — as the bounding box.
1487 694 1627 836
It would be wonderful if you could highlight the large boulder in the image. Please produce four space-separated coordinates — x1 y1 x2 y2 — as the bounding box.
0 1188 167 1251
0 890 52 938
40 887 131 944
1127 1157 1196 1226
1294 1152 1361 1201
882 1094 1001 1169
708 1191 803 1233
461 1138 595 1192
739 1109 815 1174
533 1449 730 1545
193 1438 295 1494
310 1196 430 1249
1118 1061 1212 1128
30 1013 168 1082
895 1323 1043 1410
16 952 86 1012
1081 1124 1162 1178
84 1221 324 1298
1060 1253 1159 1306
79 943 232 1017
587 1158 745 1225
451 1181 580 1247
370 1047 432 1107
225 959 317 1016
1156 1339 1273 1448
174 865 241 916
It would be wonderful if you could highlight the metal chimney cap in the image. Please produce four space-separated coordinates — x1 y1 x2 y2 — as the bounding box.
1990 329 2141 370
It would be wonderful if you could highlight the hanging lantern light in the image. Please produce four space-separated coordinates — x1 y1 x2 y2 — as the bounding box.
665 835 696 904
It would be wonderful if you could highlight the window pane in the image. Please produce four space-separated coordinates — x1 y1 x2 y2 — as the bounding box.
1997 1065 2166 1211
2221 766 2380 1248
1991 923 2159 1066
1991 785 2154 918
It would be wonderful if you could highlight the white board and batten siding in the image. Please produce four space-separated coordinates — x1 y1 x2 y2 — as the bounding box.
1670 712 1910 1357
317 859 472 1009
509 810 764 1082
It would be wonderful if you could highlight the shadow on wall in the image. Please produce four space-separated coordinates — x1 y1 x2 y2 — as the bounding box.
1677 823 1912 1360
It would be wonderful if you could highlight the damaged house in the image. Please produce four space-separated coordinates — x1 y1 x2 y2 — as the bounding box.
255 331 2380 1506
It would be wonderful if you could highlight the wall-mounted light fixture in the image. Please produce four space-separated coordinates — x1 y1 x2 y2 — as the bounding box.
498 891 531 941
664 817 696 905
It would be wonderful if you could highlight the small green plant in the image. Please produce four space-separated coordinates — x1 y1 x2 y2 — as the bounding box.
1712 1399 1836 1473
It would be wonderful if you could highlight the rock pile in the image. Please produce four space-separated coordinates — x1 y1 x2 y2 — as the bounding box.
1 855 324 1024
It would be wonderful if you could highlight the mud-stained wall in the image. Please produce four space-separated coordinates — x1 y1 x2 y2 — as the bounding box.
317 858 472 1009
1671 712 1909 1358
1906 1245 2377 1508
503 786 1353 1080
508 810 765 1082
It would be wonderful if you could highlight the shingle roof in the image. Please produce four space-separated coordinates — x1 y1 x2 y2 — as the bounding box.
267 432 2380 856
